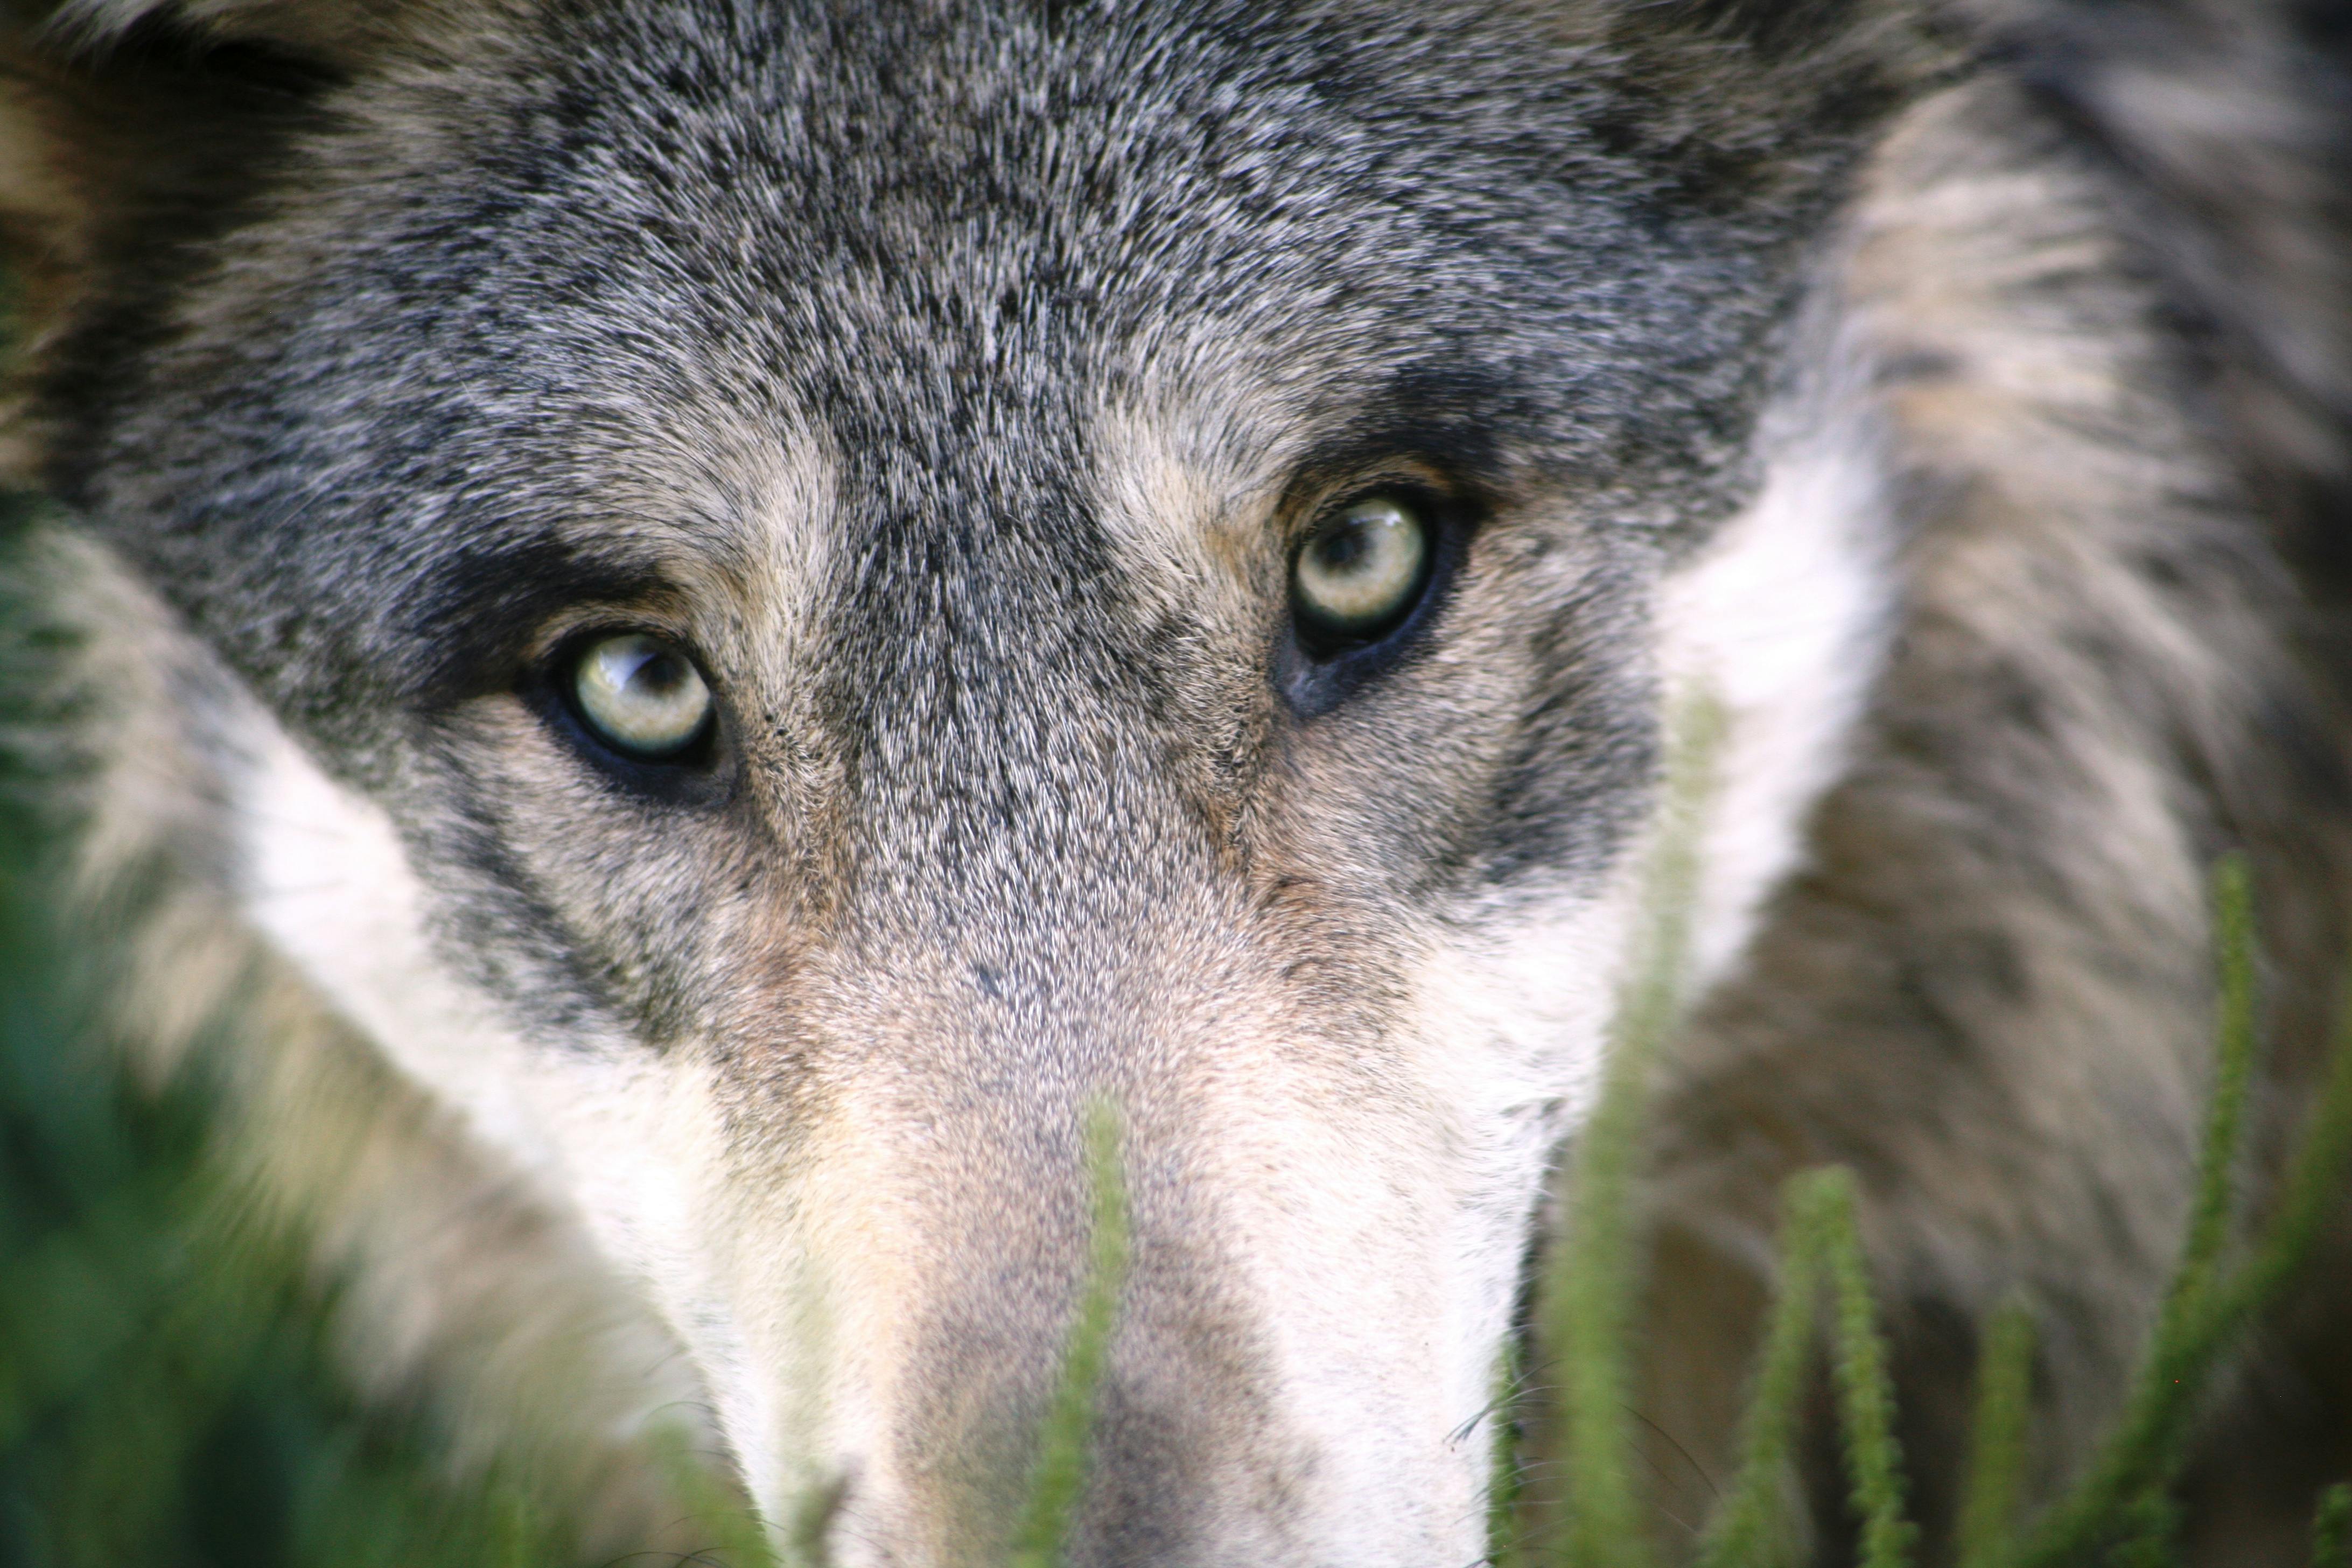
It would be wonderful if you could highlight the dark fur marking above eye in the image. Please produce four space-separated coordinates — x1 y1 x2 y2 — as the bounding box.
400 536 691 708
1270 375 1506 719
81 10 352 98
1286 367 1518 498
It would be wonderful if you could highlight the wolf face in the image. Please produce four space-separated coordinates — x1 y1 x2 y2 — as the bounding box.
13 0 2348 1562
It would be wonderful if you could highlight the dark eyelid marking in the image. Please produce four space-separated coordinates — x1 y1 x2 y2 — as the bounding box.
401 535 698 708
1278 364 1517 511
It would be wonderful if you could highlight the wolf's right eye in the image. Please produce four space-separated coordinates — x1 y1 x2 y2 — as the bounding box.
1291 493 1431 654
568 633 713 761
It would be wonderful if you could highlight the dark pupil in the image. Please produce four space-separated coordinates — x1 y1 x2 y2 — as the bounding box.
633 652 685 695
1315 521 1371 573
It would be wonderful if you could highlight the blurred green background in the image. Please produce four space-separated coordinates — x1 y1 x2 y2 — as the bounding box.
0 496 586 1568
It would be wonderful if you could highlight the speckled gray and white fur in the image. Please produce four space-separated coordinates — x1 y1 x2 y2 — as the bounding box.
1 0 2348 1563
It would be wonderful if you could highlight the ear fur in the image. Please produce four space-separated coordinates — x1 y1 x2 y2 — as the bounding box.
1529 0 1966 251
43 0 412 66
0 0 452 475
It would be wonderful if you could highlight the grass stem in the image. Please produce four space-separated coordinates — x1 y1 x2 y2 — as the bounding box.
2312 1483 2351 1568
1006 1101 1131 1568
2019 858 2352 1567
1542 692 1723 1568
1953 1299 2035 1568
1814 1171 1916 1568
1690 1180 1829 1568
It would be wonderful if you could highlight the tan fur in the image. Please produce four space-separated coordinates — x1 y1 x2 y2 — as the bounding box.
1639 75 2352 1559
0 1 2346 1561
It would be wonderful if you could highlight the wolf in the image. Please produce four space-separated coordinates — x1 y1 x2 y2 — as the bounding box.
1 0 2348 1562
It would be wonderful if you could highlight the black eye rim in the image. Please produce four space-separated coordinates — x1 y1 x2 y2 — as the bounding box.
530 626 730 792
1279 481 1471 716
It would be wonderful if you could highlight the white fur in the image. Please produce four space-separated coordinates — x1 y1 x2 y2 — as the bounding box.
1397 884 1642 1537
1658 319 1898 992
232 715 784 1482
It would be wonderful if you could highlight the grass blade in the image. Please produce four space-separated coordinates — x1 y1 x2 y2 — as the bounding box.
2175 856 2261 1307
1814 1170 1916 1568
1542 692 1724 1568
2207 964 2352 1349
2020 857 2334 1567
2313 1483 2352 1568
2103 1492 2181 1568
1007 1101 1131 1568
1953 1299 2036 1568
1487 1329 1531 1568
1691 1178 1831 1568
649 1421 783 1568
1690 1168 1915 1568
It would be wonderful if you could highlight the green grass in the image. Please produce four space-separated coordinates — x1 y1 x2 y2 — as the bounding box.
2314 1485 2352 1568
1005 1103 1131 1568
1533 692 1724 1568
1952 1299 2036 1568
1490 741 2352 1568
0 549 583 1566
2 561 2350 1567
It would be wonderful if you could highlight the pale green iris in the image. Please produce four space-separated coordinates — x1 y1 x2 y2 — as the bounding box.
1293 494 1429 639
572 633 712 758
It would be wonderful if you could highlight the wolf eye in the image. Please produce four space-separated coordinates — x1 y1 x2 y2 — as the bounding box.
1291 494 1430 652
569 633 713 760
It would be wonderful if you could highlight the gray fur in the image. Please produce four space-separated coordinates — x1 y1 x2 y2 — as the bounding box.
0 0 2346 1563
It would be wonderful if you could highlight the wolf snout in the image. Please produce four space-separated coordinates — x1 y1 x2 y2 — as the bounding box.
813 1361 1444 1568
773 1099 1486 1568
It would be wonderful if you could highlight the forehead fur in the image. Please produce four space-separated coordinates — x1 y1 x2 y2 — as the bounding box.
11 1 1933 727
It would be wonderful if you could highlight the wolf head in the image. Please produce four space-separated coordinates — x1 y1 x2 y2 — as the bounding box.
2 1 1945 1560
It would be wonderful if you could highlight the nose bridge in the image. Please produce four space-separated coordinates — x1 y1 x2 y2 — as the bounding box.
822 512 1215 1082
827 440 1185 892
753 851 1480 1567
786 730 1260 1560
892 1134 1280 1568
775 478 1455 1562
786 955 1287 1567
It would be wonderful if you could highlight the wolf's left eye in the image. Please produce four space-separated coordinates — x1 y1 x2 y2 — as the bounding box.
569 633 713 760
1291 494 1430 653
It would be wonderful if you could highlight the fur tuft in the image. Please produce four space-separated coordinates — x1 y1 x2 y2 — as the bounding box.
1984 0 2352 642
35 0 424 64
